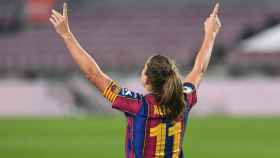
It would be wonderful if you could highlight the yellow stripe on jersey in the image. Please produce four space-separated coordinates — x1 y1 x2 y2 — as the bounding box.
103 81 113 96
108 91 116 102
111 85 121 102
102 81 121 103
111 93 118 103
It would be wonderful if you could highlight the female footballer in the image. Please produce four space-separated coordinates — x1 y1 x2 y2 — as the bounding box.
50 3 221 158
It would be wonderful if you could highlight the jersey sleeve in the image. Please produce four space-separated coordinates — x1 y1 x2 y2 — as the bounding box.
102 80 143 115
183 82 197 110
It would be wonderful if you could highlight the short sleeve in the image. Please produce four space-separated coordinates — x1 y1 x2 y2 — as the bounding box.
183 82 197 110
102 80 143 115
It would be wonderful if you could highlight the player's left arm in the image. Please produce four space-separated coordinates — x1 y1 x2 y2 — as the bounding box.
184 3 222 89
50 3 111 92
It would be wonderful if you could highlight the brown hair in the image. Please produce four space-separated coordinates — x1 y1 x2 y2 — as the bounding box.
145 55 185 121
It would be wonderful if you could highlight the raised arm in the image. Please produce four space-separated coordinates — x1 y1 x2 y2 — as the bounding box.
49 3 111 92
184 3 221 89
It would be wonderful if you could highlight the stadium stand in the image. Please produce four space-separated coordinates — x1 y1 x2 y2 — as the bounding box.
228 24 280 76
1 1 279 76
1 0 280 116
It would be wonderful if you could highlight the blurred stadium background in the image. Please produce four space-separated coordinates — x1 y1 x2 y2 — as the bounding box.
0 0 280 157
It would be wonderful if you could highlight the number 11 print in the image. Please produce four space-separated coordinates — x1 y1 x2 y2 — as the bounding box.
150 122 182 158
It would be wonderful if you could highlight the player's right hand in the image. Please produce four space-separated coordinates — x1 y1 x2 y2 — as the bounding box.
49 3 71 38
204 3 222 37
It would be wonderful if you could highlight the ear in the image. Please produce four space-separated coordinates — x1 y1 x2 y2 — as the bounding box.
144 76 153 92
146 79 151 86
141 75 147 85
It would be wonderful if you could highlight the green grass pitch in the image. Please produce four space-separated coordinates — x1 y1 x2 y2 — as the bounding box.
0 116 280 158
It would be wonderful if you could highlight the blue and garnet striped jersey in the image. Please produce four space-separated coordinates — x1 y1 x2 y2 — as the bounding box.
102 81 197 158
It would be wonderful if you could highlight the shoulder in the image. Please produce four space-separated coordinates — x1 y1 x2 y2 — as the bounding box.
182 82 198 110
183 82 196 94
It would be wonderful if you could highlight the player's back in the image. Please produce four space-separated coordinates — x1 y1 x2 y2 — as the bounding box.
103 81 197 158
142 94 187 158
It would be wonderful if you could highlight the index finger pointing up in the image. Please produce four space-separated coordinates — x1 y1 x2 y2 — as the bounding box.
63 3 68 17
212 3 220 15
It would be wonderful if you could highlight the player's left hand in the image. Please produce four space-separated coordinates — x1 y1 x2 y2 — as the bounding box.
204 3 222 38
49 3 71 39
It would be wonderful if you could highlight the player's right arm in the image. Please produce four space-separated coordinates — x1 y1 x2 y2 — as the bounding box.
184 3 221 89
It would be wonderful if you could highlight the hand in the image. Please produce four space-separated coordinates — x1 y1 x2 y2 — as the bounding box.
49 3 71 39
204 3 222 38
